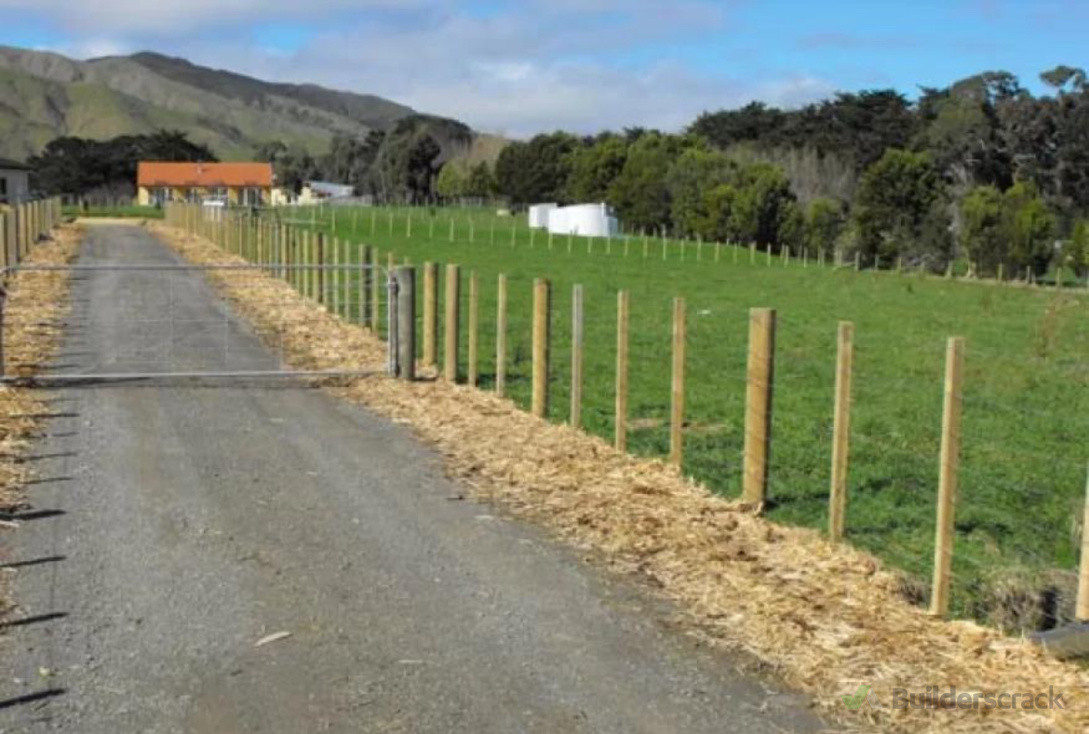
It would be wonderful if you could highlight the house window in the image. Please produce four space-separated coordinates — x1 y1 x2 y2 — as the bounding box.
0 176 7 200
242 187 261 206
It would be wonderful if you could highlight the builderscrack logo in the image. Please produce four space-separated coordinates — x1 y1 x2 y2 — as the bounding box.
841 684 1066 711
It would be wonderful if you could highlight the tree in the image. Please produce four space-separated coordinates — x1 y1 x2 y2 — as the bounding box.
728 163 797 248
1062 219 1089 277
435 163 466 199
664 146 735 238
702 184 740 242
608 133 686 232
1003 181 1057 275
254 142 319 194
959 185 1005 275
914 73 1015 189
565 135 628 203
853 149 945 263
464 162 497 198
30 131 217 196
688 102 786 149
805 197 845 256
494 132 578 205
318 130 384 190
778 200 806 253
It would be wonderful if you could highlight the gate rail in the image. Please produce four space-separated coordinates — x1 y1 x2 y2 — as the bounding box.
0 263 396 384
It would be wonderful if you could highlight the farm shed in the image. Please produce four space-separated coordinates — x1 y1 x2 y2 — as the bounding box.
0 157 32 204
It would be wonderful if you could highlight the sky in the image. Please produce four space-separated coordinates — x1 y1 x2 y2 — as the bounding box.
0 0 1085 137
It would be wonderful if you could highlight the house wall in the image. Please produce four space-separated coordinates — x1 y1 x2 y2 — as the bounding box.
0 168 30 204
138 185 270 207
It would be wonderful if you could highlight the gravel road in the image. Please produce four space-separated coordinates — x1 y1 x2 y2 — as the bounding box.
0 225 824 733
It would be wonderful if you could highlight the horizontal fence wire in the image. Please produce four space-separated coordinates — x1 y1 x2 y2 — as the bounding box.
157 203 1089 631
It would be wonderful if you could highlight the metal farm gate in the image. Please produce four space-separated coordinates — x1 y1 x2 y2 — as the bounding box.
0 262 396 384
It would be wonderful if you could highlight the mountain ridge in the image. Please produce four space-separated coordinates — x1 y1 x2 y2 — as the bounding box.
0 45 420 162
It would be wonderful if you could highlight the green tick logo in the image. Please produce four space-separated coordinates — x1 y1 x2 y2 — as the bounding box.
842 684 873 710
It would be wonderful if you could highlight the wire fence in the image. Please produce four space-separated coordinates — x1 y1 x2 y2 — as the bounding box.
164 202 1089 633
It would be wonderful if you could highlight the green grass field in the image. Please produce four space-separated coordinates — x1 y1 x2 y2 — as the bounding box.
274 204 1089 626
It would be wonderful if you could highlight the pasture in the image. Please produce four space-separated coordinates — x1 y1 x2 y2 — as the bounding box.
290 204 1089 624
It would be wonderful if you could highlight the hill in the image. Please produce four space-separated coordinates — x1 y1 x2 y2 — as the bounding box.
0 46 420 161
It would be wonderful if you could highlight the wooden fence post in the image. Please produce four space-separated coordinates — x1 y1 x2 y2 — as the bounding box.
669 297 686 467
496 274 508 397
444 264 460 382
423 262 438 367
570 284 584 428
829 321 854 541
615 290 630 451
531 278 551 418
357 244 369 326
370 246 381 331
332 237 341 315
468 271 479 386
742 308 777 507
394 266 416 380
930 336 964 617
1077 465 1089 621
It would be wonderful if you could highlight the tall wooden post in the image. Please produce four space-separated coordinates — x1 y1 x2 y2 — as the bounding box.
570 284 584 428
930 336 964 618
615 290 630 451
370 247 381 331
669 297 686 467
468 271 479 386
1077 465 1089 621
742 308 777 506
394 266 416 380
496 274 508 397
444 264 460 382
829 322 854 541
332 237 341 315
423 262 438 367
531 278 551 418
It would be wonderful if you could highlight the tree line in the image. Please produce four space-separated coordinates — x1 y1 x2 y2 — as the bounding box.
488 66 1089 276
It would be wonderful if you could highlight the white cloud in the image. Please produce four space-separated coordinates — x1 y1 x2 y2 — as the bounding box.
1 0 837 135
0 0 423 35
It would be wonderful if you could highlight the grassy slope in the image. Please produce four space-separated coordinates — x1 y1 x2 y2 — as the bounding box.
292 205 1089 623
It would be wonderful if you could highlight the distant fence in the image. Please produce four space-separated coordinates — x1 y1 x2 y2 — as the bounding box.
164 202 1089 632
0 198 63 270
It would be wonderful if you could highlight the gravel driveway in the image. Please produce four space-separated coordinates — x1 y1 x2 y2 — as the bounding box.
0 225 824 733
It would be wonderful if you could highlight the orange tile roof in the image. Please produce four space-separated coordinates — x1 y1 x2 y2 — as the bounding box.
137 161 273 188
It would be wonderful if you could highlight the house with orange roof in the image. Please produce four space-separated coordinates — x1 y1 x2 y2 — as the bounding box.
136 161 275 207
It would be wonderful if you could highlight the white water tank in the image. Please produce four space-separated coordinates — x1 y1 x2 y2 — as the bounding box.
546 203 619 237
528 203 557 229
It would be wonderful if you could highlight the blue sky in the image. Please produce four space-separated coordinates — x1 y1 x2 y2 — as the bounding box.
0 0 1085 135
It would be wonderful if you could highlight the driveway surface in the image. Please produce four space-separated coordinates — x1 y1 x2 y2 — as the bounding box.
0 224 824 733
